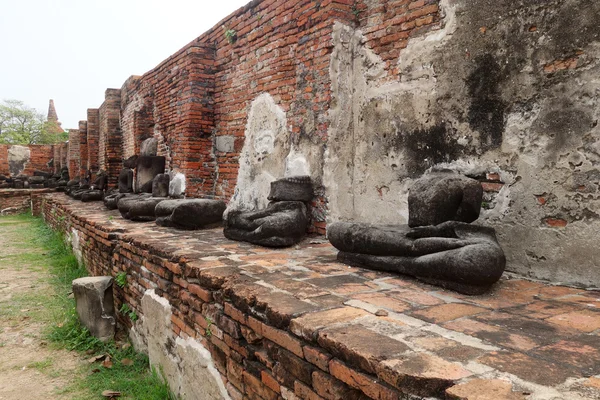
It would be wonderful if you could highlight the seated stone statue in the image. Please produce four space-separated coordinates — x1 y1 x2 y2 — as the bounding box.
81 171 108 202
223 176 313 247
152 174 170 198
136 156 166 193
55 167 70 191
118 168 134 193
117 193 164 221
327 171 506 295
104 191 131 210
155 199 226 230
102 157 137 209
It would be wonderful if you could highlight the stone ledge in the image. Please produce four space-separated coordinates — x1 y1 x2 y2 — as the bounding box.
0 188 56 196
40 193 600 400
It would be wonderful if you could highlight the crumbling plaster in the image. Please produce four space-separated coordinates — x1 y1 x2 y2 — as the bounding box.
227 93 319 214
8 145 31 177
325 0 600 286
131 290 230 400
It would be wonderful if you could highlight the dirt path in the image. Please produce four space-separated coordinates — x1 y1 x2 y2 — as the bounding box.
0 216 84 399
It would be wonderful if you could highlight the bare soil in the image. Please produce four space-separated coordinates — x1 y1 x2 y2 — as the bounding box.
0 218 83 399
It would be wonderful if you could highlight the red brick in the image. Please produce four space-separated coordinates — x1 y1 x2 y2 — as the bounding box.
261 370 281 394
446 379 527 400
329 359 400 400
303 345 331 372
261 322 305 358
188 283 213 302
294 381 325 400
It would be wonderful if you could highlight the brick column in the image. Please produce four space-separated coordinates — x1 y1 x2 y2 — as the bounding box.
79 121 88 177
87 108 100 173
67 129 80 180
170 43 216 197
99 89 122 187
0 145 9 176
60 142 68 171
53 144 60 174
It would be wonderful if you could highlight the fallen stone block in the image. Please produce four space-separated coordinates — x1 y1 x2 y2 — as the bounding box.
72 276 116 342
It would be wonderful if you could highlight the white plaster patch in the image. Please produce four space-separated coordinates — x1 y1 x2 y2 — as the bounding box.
175 337 231 400
169 172 186 197
138 290 230 400
68 228 84 267
285 146 310 177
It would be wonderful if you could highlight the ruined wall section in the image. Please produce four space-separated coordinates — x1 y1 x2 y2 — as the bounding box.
193 0 356 232
325 0 600 286
99 89 122 187
24 145 55 176
120 76 147 160
120 44 216 197
0 145 55 177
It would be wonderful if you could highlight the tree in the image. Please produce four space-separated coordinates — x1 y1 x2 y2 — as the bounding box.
0 99 64 144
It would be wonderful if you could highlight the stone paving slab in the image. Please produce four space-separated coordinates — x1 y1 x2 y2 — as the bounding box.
42 193 600 399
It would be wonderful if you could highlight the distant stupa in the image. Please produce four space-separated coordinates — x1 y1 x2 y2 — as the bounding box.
47 99 64 135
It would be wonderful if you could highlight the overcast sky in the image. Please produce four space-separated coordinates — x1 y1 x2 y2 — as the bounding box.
0 0 250 129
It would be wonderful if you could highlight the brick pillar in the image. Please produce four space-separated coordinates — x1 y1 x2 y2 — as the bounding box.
60 142 68 171
79 121 88 178
53 144 60 174
87 108 100 173
99 89 122 187
0 145 9 176
68 129 80 180
171 43 216 197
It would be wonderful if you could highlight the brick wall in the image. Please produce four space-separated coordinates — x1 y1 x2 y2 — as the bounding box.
113 0 355 214
355 0 441 78
68 129 80 180
87 109 100 173
52 0 441 230
79 121 88 177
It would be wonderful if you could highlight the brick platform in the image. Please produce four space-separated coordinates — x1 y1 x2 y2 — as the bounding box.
0 189 55 215
39 193 600 400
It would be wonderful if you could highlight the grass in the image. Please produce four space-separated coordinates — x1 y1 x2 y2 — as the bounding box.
1 213 175 399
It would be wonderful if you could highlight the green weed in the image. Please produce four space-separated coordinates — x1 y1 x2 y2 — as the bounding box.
115 271 127 288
